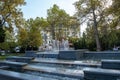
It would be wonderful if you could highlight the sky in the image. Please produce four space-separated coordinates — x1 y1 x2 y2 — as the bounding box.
22 0 78 19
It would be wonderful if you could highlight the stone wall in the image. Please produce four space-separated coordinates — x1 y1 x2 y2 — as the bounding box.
58 50 85 60
84 51 120 60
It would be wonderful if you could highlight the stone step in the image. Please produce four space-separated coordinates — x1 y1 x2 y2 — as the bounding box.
0 69 57 80
84 68 120 80
33 58 101 67
23 65 84 79
0 61 27 70
6 56 35 62
0 66 9 69
102 59 120 70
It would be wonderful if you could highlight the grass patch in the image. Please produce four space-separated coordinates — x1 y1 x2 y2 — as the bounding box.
0 53 25 60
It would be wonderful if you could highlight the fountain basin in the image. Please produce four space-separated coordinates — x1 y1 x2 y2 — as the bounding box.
58 50 87 60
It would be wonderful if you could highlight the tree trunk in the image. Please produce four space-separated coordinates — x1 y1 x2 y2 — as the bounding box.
0 26 5 43
92 9 101 51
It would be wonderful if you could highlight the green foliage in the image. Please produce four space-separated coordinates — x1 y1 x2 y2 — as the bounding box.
73 28 120 51
0 30 17 52
0 0 26 43
3 0 120 52
18 18 43 51
47 4 70 39
18 28 28 48
74 0 110 51
0 0 26 28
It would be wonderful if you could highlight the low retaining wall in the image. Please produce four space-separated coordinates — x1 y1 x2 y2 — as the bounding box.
25 51 58 58
84 51 120 60
25 51 120 60
25 51 37 57
58 50 85 60
35 53 58 58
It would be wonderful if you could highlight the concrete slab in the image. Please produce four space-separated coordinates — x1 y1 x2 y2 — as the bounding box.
0 66 9 69
25 51 59 58
7 56 35 59
0 69 57 80
6 56 35 62
0 61 27 70
84 68 120 80
102 59 120 70
23 65 84 79
25 51 37 57
84 51 120 59
33 58 101 67
0 61 27 66
58 50 85 60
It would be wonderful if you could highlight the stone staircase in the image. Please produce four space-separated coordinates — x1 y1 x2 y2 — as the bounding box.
0 51 120 80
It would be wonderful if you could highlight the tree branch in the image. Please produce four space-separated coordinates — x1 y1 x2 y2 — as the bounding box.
0 1 7 11
1 3 11 26
2 12 11 25
97 11 104 25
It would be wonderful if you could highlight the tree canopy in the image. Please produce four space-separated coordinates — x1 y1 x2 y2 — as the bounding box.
18 18 43 50
47 4 70 39
2 0 120 51
0 0 26 43
74 0 111 51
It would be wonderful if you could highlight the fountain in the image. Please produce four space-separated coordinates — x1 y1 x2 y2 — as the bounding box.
52 38 69 51
1 39 120 80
